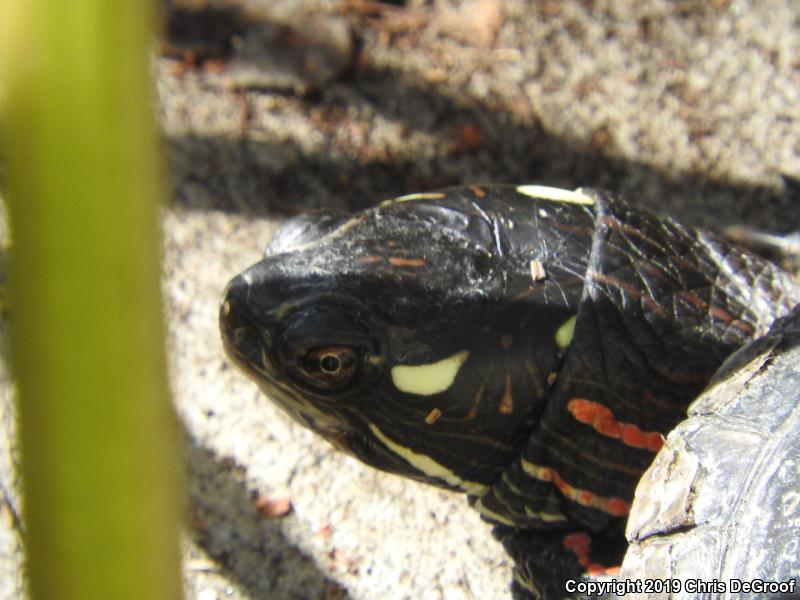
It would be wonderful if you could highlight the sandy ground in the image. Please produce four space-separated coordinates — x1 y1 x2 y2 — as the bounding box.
2 0 800 599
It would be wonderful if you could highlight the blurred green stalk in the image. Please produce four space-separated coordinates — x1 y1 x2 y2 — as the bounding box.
0 2 182 599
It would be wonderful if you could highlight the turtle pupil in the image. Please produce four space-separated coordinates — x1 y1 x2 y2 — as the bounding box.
320 355 341 373
300 346 360 389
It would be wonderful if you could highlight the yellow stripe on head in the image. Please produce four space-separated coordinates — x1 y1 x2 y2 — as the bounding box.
381 192 447 206
368 423 487 495
391 350 470 396
516 185 594 205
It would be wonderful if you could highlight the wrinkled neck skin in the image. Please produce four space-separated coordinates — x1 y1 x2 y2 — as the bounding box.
220 186 597 495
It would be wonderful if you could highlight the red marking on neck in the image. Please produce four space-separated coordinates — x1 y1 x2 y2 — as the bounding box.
357 255 384 265
588 271 665 316
677 291 755 335
562 532 621 576
523 462 630 516
568 398 665 453
469 185 486 197
388 257 427 267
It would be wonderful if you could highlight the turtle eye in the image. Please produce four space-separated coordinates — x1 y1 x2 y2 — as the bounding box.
302 346 359 389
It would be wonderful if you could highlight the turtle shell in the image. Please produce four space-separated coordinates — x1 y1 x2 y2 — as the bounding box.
621 304 800 598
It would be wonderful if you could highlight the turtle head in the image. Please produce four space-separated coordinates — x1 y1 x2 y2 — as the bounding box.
220 190 584 493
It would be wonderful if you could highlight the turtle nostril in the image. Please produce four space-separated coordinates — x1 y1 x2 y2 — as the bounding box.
219 275 253 346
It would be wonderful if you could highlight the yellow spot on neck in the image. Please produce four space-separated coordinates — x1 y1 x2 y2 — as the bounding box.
367 423 487 495
516 185 595 205
391 350 470 396
555 315 577 349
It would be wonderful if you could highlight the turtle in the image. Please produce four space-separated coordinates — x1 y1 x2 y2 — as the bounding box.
619 303 800 598
219 184 800 598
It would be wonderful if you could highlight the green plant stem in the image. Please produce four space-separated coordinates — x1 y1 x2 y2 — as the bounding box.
0 1 182 599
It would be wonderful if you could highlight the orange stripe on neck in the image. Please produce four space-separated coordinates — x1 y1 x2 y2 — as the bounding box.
521 461 630 517
562 532 621 576
567 398 664 452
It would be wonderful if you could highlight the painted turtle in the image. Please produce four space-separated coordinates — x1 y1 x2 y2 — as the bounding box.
219 185 800 598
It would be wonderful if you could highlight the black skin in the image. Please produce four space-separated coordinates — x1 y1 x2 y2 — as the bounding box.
221 187 591 488
220 185 800 598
